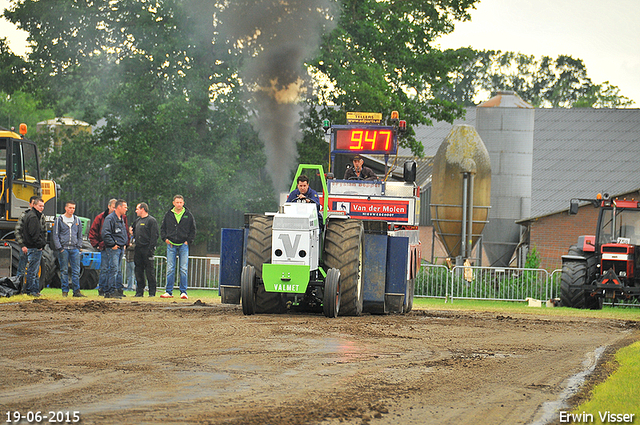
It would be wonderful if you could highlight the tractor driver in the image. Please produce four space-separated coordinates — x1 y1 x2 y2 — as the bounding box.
344 154 377 181
287 174 323 230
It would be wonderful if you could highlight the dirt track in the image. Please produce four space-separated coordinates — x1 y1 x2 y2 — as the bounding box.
0 299 638 425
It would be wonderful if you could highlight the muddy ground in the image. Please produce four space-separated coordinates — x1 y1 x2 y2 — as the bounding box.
0 299 638 425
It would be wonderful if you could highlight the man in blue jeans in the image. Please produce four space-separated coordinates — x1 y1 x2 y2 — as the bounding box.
53 201 86 297
89 199 116 295
160 195 196 299
22 198 47 296
101 199 129 299
15 196 39 291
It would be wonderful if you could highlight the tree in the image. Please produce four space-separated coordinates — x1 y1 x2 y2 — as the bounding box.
439 50 633 108
0 37 28 96
0 90 54 132
306 0 480 157
4 0 277 251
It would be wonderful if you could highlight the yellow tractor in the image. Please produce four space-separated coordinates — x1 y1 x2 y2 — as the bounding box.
0 124 57 289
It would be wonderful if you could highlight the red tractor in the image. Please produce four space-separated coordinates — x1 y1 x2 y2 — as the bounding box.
561 194 640 309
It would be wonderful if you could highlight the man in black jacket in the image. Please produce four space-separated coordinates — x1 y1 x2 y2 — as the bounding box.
343 154 377 180
133 202 159 297
23 198 47 296
160 195 196 299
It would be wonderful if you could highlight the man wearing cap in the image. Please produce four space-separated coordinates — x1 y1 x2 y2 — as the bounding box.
344 155 377 180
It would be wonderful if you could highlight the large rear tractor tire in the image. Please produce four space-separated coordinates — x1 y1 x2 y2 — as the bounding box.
39 245 57 290
245 215 285 314
79 268 99 290
4 240 22 277
324 219 364 316
560 245 599 309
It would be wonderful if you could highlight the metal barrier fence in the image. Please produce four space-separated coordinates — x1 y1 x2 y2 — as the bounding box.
416 263 562 302
122 256 220 290
122 257 637 305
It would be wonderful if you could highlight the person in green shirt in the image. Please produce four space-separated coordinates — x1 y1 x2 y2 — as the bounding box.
159 195 196 299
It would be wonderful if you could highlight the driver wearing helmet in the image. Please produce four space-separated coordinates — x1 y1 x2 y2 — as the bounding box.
344 154 377 180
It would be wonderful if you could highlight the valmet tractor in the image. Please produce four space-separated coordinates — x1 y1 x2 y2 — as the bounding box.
219 112 421 316
561 194 640 309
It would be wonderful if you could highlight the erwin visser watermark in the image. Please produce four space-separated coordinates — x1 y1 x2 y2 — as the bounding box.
559 411 636 423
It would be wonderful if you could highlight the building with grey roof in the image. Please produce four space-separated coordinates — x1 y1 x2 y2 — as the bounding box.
393 104 640 268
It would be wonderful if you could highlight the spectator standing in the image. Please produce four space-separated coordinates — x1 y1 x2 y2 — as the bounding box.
22 198 47 296
89 199 116 295
133 203 159 297
15 195 39 290
52 201 86 297
101 199 129 298
160 195 196 299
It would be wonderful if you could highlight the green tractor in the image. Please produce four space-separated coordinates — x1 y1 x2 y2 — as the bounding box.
241 165 362 317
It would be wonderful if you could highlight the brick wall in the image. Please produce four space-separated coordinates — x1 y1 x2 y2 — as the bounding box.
529 206 599 271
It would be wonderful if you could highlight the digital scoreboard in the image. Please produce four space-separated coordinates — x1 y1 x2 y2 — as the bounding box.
332 125 398 155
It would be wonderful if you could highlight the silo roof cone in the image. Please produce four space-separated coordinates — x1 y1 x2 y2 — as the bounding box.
479 91 533 109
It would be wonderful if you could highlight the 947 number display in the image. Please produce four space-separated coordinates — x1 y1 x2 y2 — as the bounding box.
5 411 80 423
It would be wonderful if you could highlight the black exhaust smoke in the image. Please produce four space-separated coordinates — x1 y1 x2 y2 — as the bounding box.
221 0 335 194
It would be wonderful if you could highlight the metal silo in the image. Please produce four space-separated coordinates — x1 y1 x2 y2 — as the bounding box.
476 91 535 267
430 125 491 260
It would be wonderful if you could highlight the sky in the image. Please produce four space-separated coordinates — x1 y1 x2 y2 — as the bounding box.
437 0 640 106
1 0 639 107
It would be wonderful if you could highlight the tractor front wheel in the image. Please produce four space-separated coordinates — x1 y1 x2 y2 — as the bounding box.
241 265 257 315
323 268 340 318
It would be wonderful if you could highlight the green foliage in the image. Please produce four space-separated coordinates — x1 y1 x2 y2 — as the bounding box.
415 265 450 297
524 245 541 269
304 0 479 157
415 264 551 300
0 38 28 95
439 50 634 108
34 126 112 213
298 106 330 170
0 91 54 132
4 0 276 251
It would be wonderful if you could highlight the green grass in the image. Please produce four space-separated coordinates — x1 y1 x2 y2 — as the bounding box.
0 287 223 303
412 297 640 321
570 341 640 423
